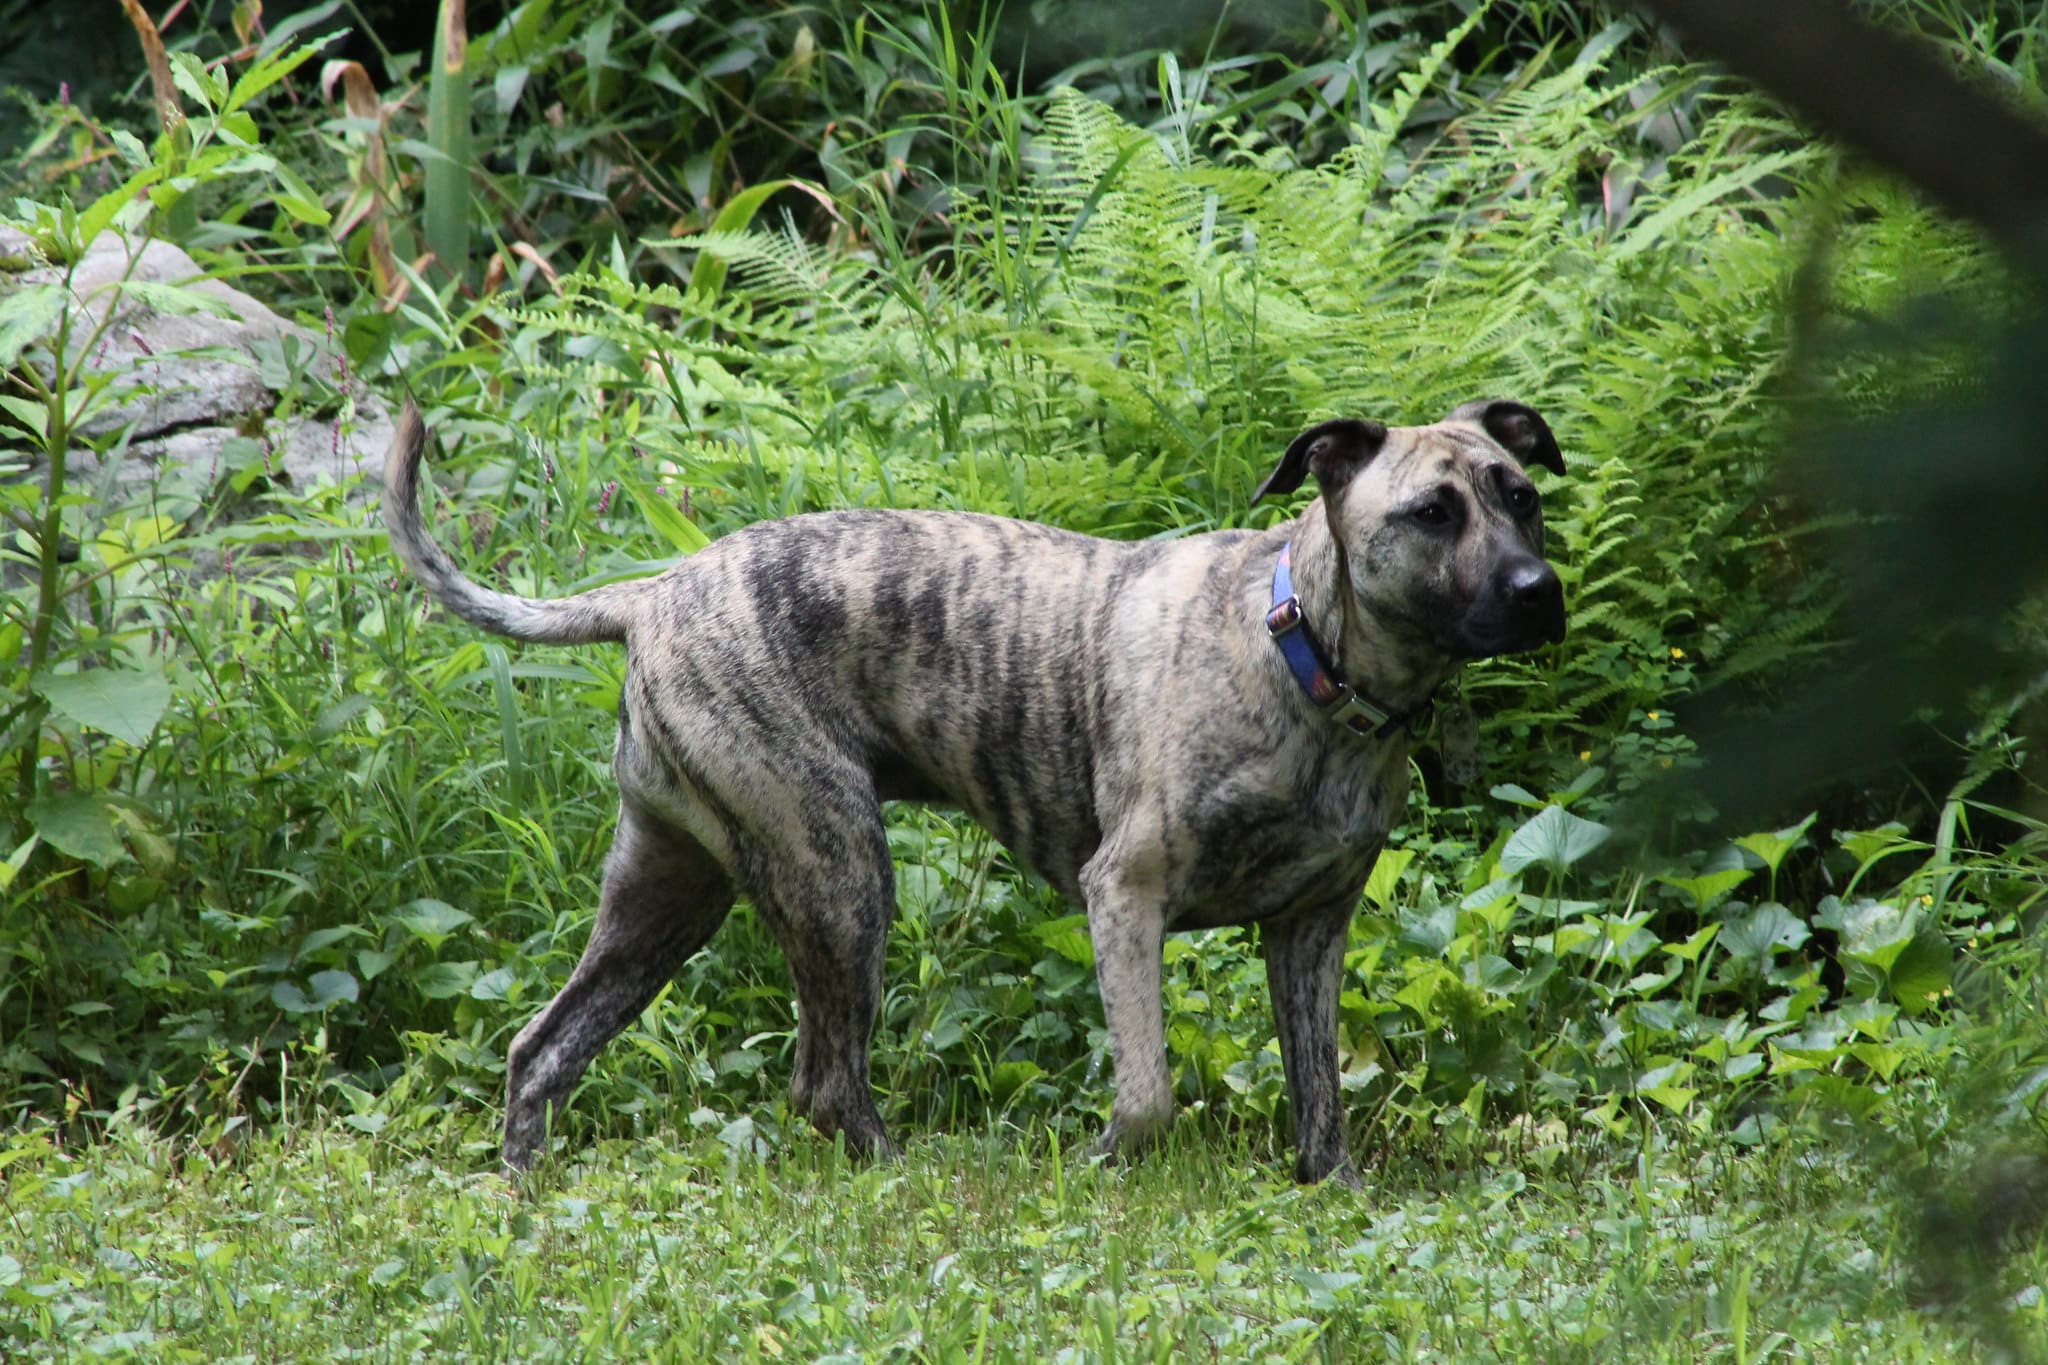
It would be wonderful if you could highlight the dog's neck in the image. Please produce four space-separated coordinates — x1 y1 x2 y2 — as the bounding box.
1286 502 1460 716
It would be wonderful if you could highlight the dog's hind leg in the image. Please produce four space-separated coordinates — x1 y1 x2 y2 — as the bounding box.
749 800 899 1160
502 799 734 1171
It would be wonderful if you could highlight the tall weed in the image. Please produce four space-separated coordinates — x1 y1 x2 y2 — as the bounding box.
0 8 2039 1186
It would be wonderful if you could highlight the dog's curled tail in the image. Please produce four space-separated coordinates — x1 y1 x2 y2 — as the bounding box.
382 401 635 646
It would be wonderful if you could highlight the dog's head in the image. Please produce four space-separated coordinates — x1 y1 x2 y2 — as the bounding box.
1254 400 1567 659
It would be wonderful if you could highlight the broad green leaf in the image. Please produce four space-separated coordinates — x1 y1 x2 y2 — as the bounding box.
1731 1112 1781 1145
1838 901 1918 974
271 974 354 1014
495 64 531 113
1719 902 1810 959
414 960 480 999
1623 962 1680 995
272 162 333 226
308 969 359 1007
1805 1074 1886 1120
1661 923 1721 963
717 1114 767 1157
169 51 228 112
626 479 710 554
1643 1085 1696 1113
1467 953 1520 994
1849 1042 1908 1083
1458 877 1519 936
26 791 125 867
0 282 64 370
1499 805 1611 877
1733 813 1816 876
991 1060 1046 1100
296 926 358 960
1287 1268 1363 1311
1362 847 1414 911
35 665 173 747
0 394 48 443
1547 922 1601 957
1656 867 1751 910
1888 929 1954 1014
470 967 519 1001
1398 903 1456 956
717 1047 765 1077
1841 997 1900 1039
1837 822 1913 868
1032 914 1094 968
394 897 474 949
1393 963 1449 1026
0 834 40 890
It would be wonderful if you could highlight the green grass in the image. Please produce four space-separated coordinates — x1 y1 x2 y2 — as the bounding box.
5 6 2048 1361
4 1114 2022 1362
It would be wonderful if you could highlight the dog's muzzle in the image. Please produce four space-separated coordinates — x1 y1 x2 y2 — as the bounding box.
1450 556 1567 658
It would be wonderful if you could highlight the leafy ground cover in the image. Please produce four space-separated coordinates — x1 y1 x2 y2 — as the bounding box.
2 2 2046 1359
7 1115 2040 1362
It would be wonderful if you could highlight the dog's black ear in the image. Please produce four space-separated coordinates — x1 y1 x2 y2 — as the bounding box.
1446 399 1564 475
1251 419 1388 504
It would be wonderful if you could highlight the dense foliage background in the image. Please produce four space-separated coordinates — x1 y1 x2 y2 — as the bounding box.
3 0 2047 1356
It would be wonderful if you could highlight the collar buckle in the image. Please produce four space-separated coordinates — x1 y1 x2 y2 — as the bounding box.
1265 595 1303 636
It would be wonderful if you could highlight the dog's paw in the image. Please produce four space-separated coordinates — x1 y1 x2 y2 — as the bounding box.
1295 1154 1364 1189
1089 1110 1173 1163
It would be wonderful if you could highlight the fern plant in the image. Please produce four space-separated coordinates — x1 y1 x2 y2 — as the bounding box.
479 30 1898 812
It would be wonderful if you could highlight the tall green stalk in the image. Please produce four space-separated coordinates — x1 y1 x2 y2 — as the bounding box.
12 297 75 823
426 0 473 289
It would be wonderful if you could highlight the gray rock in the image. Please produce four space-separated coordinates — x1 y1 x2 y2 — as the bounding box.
2 226 393 500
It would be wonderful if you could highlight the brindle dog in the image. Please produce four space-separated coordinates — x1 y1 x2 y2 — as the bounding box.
382 399 1565 1184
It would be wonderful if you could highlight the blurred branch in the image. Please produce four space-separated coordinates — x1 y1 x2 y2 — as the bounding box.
1637 0 2048 258
114 0 182 136
1627 0 2048 821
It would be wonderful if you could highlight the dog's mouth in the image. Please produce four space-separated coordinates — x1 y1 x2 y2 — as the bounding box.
1454 558 1566 658
1442 593 1568 659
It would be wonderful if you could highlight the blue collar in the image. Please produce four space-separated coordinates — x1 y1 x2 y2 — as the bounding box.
1267 542 1431 742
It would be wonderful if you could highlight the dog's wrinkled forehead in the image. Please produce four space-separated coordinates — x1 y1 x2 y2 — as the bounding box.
1378 422 1499 473
1366 421 1530 494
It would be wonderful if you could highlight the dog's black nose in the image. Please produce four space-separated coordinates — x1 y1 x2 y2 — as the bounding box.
1503 560 1566 643
1506 560 1560 609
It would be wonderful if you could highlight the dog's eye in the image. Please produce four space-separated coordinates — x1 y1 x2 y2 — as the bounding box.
1413 501 1453 527
1507 486 1539 516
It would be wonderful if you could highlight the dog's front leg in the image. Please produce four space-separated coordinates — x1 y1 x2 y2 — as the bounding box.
1263 904 1362 1186
1079 856 1173 1157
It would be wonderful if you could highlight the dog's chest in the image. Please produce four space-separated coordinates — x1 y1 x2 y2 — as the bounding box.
1168 742 1409 929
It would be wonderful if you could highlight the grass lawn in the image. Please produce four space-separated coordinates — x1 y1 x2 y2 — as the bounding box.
4 1112 2025 1362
